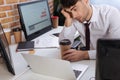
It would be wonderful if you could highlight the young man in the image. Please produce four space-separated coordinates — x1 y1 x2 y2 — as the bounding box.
59 0 120 62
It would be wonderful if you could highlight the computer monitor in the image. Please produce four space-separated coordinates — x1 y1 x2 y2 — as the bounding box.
96 39 120 80
0 23 15 75
18 0 52 41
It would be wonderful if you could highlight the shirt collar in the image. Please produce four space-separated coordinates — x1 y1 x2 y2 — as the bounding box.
89 5 98 23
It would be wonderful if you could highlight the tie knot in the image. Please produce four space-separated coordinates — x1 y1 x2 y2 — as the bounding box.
84 23 90 27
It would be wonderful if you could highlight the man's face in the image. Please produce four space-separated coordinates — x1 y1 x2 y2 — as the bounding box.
64 0 90 23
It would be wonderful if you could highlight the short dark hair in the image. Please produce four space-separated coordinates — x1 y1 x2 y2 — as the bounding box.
60 0 79 8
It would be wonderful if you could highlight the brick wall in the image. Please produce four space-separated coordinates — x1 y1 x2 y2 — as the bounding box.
0 0 54 29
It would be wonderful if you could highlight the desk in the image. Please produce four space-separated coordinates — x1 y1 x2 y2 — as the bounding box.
0 27 95 80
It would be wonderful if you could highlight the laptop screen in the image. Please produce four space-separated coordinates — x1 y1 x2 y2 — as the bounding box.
0 24 15 75
96 39 120 80
18 0 52 41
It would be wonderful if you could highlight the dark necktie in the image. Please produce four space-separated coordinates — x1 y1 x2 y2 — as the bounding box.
84 23 90 50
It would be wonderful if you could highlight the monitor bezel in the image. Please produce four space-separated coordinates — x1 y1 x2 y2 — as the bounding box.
17 0 52 41
0 24 15 75
96 39 120 80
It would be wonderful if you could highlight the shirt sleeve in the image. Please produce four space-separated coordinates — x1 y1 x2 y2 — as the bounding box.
108 7 120 38
88 50 96 59
59 23 77 44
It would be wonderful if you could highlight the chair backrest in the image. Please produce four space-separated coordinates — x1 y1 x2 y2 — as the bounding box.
96 39 120 80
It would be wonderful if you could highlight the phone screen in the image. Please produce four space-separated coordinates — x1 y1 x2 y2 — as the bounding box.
52 33 60 37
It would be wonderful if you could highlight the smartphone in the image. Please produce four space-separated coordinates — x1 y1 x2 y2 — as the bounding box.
52 33 60 37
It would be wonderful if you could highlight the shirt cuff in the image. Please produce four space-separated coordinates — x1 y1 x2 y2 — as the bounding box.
88 50 96 59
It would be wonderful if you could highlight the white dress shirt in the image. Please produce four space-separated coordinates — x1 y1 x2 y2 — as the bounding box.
59 5 120 59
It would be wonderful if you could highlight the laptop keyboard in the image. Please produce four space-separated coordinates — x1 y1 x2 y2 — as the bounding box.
72 63 88 79
73 69 82 78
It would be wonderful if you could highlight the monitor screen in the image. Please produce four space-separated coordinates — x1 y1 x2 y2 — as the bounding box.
0 23 15 75
18 0 52 41
96 39 120 80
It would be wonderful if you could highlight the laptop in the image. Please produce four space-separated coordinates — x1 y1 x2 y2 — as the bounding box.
22 54 88 80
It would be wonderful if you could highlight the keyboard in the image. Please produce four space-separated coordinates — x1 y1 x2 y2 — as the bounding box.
73 69 82 78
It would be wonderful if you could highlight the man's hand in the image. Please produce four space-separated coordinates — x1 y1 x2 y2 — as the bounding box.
62 49 89 62
61 9 72 27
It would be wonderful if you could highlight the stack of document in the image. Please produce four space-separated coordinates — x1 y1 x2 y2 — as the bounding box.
34 35 59 48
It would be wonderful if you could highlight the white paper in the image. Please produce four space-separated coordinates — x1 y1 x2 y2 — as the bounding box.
34 35 59 48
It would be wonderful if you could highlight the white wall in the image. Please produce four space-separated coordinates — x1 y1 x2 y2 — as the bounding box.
90 0 120 10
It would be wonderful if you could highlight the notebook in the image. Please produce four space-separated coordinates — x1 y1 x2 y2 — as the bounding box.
21 54 88 80
16 41 34 52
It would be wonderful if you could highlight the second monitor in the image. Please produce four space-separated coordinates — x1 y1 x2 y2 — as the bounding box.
18 0 52 41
